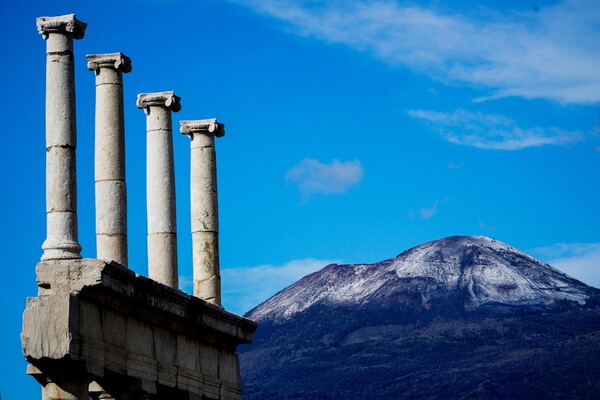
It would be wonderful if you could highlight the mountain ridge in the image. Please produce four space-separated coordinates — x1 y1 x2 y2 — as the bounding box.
240 235 600 399
247 235 597 323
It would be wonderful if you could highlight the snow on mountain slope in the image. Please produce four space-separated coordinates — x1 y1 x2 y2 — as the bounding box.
247 236 596 322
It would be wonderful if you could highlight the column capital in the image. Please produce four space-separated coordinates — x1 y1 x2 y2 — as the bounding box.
136 91 181 112
86 53 132 73
36 14 87 40
180 119 225 138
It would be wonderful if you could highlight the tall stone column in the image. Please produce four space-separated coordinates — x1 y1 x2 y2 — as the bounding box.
87 53 132 267
180 119 225 305
137 92 181 288
36 14 86 260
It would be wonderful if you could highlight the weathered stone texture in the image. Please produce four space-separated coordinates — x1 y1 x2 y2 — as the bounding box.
38 14 86 261
87 52 130 267
181 119 225 305
138 92 180 288
22 259 257 399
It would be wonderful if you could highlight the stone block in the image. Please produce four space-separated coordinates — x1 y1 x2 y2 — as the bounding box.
102 308 127 374
23 259 257 399
198 342 219 378
177 366 202 395
203 375 221 400
126 318 154 358
220 382 242 400
22 294 74 360
218 350 240 387
176 334 199 371
157 363 177 388
80 300 105 375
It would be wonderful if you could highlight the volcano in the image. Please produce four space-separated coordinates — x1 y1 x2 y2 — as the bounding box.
240 236 600 399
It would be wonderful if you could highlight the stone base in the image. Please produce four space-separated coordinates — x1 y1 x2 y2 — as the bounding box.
22 259 257 399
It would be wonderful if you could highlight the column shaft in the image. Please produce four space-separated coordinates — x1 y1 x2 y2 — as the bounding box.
37 14 86 260
88 53 132 266
137 92 181 288
181 120 224 305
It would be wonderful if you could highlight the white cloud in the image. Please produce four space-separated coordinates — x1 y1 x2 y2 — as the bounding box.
417 198 452 220
220 258 340 315
286 158 364 199
408 109 583 150
230 0 600 104
478 218 496 232
419 200 438 220
530 242 600 289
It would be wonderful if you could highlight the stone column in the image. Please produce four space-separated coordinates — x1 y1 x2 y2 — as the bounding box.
86 53 132 267
42 379 89 400
180 119 225 305
36 14 86 260
136 92 181 288
89 382 115 400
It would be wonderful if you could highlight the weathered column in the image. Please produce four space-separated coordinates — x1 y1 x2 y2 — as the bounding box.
36 14 86 260
86 53 132 267
136 92 181 288
180 119 225 305
42 379 89 400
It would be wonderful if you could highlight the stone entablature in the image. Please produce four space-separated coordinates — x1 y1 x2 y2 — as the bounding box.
22 259 257 399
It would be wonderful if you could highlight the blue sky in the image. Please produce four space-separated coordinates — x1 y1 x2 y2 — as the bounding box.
1 0 599 397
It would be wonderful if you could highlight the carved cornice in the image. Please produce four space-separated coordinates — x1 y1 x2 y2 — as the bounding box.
86 53 132 73
36 14 87 40
136 91 181 112
180 119 225 138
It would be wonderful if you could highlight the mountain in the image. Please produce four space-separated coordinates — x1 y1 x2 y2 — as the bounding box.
239 236 600 399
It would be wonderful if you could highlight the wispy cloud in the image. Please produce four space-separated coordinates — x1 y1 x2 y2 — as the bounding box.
478 218 496 232
220 258 340 315
408 109 583 150
530 242 600 288
419 200 439 220
286 158 364 199
230 0 600 104
416 198 451 220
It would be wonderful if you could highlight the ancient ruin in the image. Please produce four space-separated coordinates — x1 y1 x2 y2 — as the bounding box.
137 91 181 289
180 119 225 305
21 13 257 400
87 52 131 267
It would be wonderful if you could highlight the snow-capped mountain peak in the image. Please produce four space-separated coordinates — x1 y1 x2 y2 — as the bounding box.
247 236 597 322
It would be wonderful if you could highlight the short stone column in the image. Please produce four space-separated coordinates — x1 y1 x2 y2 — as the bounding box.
137 92 181 288
87 53 132 267
42 379 90 400
180 119 225 305
36 14 86 260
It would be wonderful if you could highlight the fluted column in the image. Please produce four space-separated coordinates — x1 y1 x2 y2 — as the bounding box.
180 119 225 305
37 14 86 260
87 53 132 266
137 92 181 288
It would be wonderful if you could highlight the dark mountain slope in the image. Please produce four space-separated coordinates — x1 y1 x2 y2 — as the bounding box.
239 236 600 399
